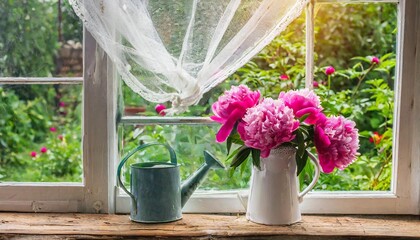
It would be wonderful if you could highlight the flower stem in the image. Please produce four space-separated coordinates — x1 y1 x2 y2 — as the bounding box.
352 65 374 98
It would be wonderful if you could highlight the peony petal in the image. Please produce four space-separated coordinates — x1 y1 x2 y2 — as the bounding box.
215 109 245 142
237 122 247 141
296 107 321 124
210 115 225 124
261 149 271 158
314 125 331 149
319 154 336 173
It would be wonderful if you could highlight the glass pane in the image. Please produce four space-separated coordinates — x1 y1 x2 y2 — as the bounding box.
0 84 82 182
121 10 306 117
120 9 306 190
120 125 250 190
0 1 83 77
120 3 397 193
309 2 397 191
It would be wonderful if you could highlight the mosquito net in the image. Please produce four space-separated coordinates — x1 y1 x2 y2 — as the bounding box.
70 0 308 114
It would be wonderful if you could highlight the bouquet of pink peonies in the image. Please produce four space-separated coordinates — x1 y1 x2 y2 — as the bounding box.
211 85 359 174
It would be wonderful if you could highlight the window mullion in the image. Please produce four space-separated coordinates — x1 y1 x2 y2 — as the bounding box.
305 0 315 89
82 30 117 213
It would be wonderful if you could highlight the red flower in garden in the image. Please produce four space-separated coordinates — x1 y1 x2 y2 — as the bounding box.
58 135 64 141
59 102 66 107
279 74 289 81
369 132 383 145
313 81 319 88
371 56 380 65
325 66 335 75
30 151 37 158
155 104 166 116
40 147 48 153
50 127 57 132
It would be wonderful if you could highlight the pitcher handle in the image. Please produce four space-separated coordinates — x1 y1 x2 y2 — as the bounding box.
117 143 177 214
298 151 321 203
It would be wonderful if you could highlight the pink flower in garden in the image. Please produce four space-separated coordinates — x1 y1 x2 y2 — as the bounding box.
325 66 335 75
58 135 64 141
371 56 380 65
59 102 66 107
314 116 359 173
279 89 323 124
30 151 37 158
211 85 260 142
279 74 289 81
313 81 319 88
40 147 48 154
155 104 166 116
237 98 299 158
50 127 57 132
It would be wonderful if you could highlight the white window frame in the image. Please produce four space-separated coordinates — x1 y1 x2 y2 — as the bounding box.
115 0 420 215
0 30 116 213
0 0 418 215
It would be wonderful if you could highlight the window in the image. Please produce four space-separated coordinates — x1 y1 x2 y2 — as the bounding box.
0 2 114 213
116 0 420 214
1 0 418 215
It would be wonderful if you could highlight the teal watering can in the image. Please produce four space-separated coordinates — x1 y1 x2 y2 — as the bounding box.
117 143 225 223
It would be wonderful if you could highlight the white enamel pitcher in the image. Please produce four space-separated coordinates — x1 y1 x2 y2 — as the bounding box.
242 146 320 225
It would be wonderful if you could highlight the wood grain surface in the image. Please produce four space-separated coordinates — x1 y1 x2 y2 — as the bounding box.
0 213 419 239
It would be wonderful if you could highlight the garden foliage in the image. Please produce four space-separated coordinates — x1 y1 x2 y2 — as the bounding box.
0 2 396 191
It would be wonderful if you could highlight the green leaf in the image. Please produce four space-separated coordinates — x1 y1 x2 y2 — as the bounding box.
251 149 261 170
226 136 232 155
225 145 243 162
298 113 310 122
296 130 305 157
230 146 251 169
227 167 236 178
229 133 244 145
296 150 308 176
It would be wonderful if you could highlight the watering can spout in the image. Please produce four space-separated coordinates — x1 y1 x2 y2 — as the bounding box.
181 151 225 208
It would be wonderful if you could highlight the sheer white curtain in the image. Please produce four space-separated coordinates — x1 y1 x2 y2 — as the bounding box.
70 0 308 114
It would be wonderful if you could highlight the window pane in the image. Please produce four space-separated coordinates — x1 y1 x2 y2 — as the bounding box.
120 10 306 190
0 1 83 77
310 2 397 191
0 84 82 182
119 125 250 190
121 10 306 117
120 3 397 193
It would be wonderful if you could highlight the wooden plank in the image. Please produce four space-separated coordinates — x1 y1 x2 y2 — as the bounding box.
0 213 418 239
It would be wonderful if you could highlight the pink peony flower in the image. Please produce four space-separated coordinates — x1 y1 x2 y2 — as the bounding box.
30 151 37 158
313 81 319 88
279 89 323 124
59 102 66 107
279 74 290 81
155 104 166 116
325 66 335 75
211 85 260 142
314 116 359 173
237 98 299 158
40 147 48 154
371 56 380 65
50 127 57 132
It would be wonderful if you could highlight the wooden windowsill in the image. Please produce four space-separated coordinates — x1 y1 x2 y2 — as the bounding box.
0 213 419 239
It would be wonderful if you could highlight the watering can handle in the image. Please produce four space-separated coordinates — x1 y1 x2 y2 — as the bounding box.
298 151 321 202
116 143 177 212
